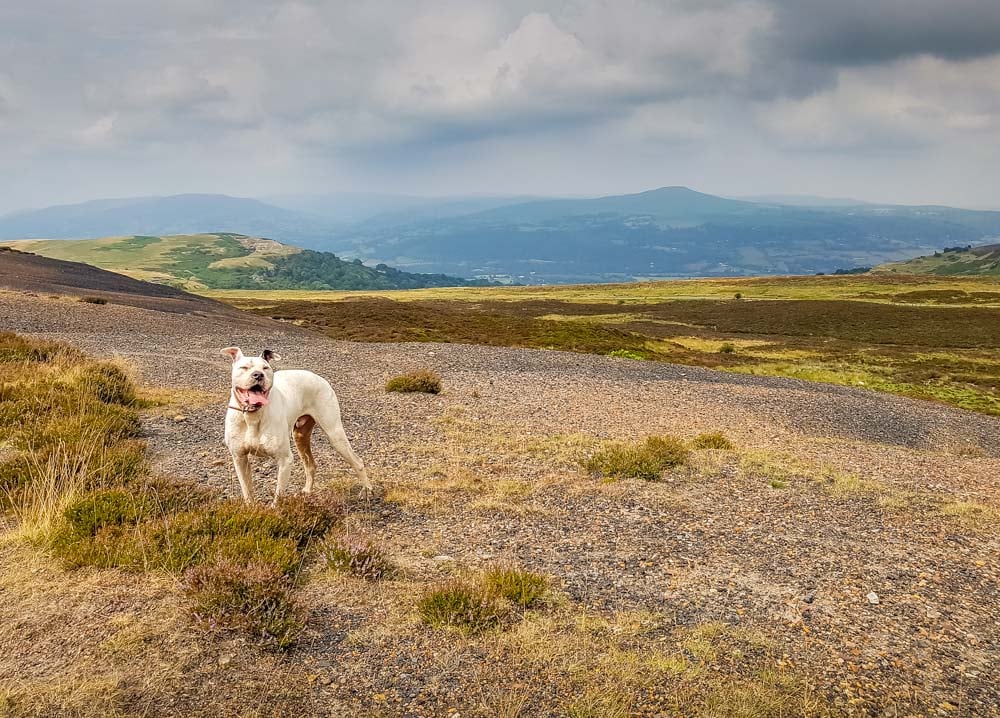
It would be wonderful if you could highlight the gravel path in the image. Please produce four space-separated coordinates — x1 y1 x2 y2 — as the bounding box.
2 290 998 716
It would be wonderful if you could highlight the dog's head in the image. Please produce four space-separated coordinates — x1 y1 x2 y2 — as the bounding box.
221 347 280 409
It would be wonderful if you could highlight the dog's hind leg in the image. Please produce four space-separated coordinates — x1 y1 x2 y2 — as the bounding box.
293 415 318 493
315 410 372 492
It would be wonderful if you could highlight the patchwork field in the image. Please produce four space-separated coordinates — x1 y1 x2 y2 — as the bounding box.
210 274 1000 417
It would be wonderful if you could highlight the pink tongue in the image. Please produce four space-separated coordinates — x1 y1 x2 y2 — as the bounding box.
247 389 269 406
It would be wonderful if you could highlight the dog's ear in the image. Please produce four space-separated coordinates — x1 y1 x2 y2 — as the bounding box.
261 349 281 363
221 347 244 363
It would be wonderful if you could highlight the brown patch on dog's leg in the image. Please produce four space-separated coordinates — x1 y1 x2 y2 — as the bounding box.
293 415 318 493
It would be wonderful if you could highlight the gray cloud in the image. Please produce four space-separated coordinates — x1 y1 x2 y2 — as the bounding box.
0 1 998 211
771 0 1000 65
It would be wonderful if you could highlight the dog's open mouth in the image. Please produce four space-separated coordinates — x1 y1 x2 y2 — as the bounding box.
235 384 270 408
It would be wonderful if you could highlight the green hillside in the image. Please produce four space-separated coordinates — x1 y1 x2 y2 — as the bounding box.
876 243 1000 276
0 233 478 290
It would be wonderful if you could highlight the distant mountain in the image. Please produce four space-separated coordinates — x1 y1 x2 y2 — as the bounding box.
327 187 1000 282
0 194 332 245
1 234 480 290
262 192 539 226
736 194 871 208
876 243 1000 276
6 188 1000 284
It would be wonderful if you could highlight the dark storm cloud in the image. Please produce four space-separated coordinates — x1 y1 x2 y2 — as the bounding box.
771 0 1000 65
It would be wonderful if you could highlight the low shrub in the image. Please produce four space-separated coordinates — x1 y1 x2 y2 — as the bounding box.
80 296 107 305
54 496 341 576
62 489 151 538
583 435 690 481
691 432 734 450
321 533 395 580
483 563 548 608
386 370 442 394
418 579 506 632
78 362 138 406
144 475 217 513
185 560 305 650
274 490 347 544
718 343 737 354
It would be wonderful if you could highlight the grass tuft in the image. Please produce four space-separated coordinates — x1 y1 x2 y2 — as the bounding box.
691 432 735 450
79 296 107 305
483 563 549 608
386 369 442 394
418 578 506 632
583 435 690 481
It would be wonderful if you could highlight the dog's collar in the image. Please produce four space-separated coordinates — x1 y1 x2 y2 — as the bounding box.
228 403 263 413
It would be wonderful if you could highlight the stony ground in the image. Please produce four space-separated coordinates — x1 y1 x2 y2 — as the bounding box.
2 290 998 717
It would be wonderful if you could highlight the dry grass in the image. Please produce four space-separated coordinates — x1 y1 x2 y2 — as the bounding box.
491 611 830 717
940 500 998 529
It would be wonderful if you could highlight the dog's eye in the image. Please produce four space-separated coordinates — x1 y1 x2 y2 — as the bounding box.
262 366 270 371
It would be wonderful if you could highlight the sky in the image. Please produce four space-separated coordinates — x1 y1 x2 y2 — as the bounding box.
1 0 999 212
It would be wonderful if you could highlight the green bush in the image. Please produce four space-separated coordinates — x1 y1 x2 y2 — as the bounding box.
583 435 690 481
322 533 395 580
385 370 442 394
185 560 305 650
483 564 548 608
418 579 506 632
690 432 734 450
718 343 736 354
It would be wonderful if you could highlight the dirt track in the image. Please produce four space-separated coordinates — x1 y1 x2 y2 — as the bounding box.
2 289 998 716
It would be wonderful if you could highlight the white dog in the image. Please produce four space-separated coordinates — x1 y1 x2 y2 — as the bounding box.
221 347 372 503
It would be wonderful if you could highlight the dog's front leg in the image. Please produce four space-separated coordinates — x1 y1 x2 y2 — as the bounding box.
273 450 294 506
232 452 254 502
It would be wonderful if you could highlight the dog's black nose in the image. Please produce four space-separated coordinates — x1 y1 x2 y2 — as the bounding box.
251 371 264 381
